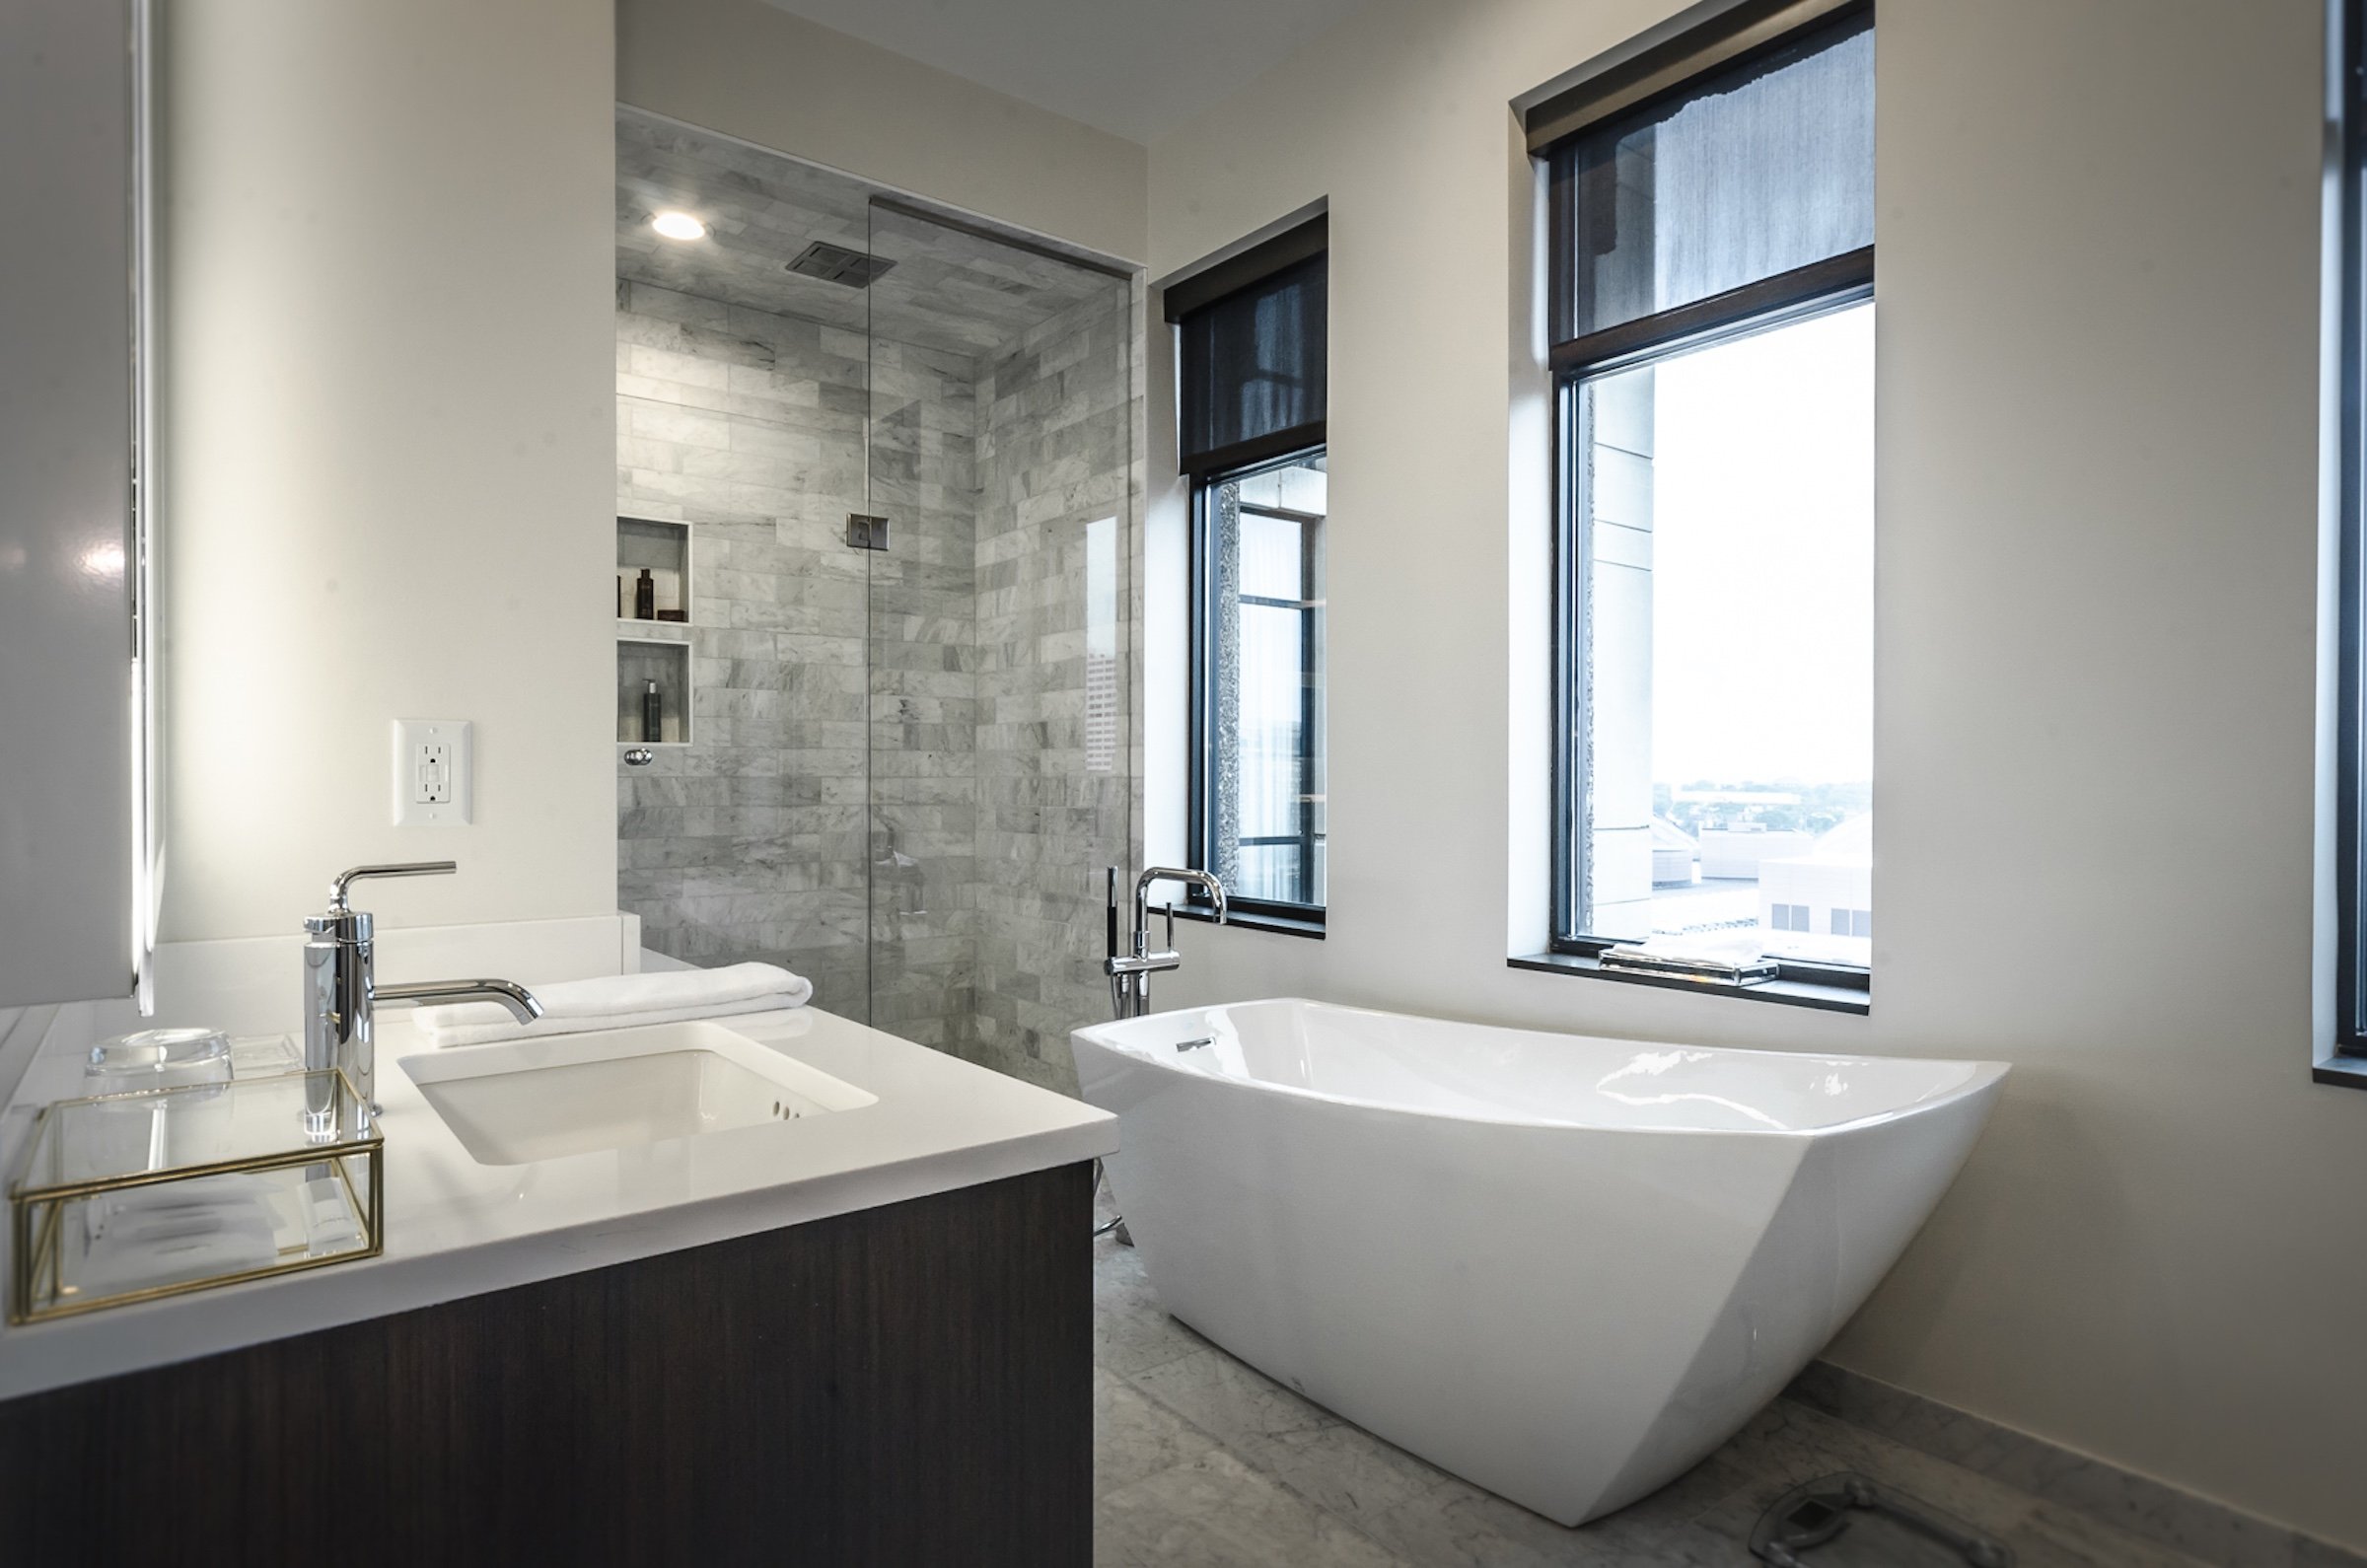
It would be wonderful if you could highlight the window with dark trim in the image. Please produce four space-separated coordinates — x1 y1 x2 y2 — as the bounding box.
2333 0 2367 1069
1526 0 1875 1004
1172 219 1328 928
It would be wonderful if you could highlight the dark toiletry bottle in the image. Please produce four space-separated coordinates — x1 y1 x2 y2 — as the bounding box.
634 567 655 620
642 679 663 744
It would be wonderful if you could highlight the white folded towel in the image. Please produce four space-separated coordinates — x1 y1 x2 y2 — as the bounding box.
412 962 813 1047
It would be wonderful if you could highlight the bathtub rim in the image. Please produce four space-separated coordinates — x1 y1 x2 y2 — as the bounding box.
1071 995 2010 1140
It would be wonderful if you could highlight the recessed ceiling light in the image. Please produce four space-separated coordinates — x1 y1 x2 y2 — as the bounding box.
651 211 706 242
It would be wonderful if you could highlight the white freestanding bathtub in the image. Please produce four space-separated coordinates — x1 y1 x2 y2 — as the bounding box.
1071 998 2007 1528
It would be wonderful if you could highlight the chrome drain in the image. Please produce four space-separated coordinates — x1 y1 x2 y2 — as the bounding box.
1750 1473 2014 1568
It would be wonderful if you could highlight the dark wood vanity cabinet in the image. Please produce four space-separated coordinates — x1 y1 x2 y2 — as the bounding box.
0 1163 1094 1567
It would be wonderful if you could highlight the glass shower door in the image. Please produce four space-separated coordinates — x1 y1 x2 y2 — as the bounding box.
862 198 1135 1088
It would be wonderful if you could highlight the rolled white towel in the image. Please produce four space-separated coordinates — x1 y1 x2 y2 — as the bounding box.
412 962 812 1047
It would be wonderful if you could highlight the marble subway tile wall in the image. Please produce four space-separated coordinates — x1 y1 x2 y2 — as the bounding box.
863 338 982 1051
615 269 1141 1079
614 279 978 1044
972 283 1137 1091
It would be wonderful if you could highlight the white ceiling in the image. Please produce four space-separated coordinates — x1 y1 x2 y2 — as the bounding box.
758 0 1376 144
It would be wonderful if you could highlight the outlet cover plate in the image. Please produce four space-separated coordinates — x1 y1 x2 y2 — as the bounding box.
394 719 471 827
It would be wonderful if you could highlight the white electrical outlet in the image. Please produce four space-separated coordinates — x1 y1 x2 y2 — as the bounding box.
394 719 471 826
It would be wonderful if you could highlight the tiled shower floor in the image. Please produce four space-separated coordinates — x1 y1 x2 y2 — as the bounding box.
1088 1220 2279 1568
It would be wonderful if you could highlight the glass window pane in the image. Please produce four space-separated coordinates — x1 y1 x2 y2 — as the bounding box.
1239 511 1303 601
1238 602 1303 837
1577 302 1872 965
1550 13 1873 345
1200 451 1327 910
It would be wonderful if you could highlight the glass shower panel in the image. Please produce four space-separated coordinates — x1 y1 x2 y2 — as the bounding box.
610 109 1142 1063
610 106 881 1027
864 199 1136 1089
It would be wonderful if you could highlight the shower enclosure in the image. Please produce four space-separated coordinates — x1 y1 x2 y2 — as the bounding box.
613 109 1139 1092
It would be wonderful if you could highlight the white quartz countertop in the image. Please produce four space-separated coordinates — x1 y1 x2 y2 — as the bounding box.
0 1005 1115 1401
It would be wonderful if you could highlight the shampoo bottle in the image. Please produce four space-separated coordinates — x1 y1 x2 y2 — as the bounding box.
642 679 663 744
634 567 656 620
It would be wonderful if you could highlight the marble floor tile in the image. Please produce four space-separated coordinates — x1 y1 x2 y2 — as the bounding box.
2007 1497 2250 1568
1353 1441 1755 1568
1094 1242 1211 1379
1788 1363 2325 1568
1691 1399 2058 1542
1363 1481 1743 1568
1090 1225 2324 1568
1127 1346 1457 1530
1096 1447 1414 1568
1687 1404 2220 1568
1098 1368 1220 1498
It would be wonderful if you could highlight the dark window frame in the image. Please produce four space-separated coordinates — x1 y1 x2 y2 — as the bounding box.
1187 445 1329 928
1171 215 1329 933
1536 0 1875 999
2334 0 2367 1067
1547 278 1874 994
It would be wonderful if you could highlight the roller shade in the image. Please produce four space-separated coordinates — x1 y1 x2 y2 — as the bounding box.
1523 0 1864 154
1541 2 1873 365
1172 217 1327 477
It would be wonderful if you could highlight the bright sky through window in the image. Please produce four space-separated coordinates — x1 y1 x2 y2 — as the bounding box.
1649 303 1874 789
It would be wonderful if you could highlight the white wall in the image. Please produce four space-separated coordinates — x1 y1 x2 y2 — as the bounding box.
616 0 1147 262
159 0 617 940
1146 0 2367 1548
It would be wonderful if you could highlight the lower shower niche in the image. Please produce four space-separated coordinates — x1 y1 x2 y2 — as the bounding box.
616 637 689 747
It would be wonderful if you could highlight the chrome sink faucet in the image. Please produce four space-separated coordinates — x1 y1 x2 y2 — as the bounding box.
1104 866 1227 1019
303 862 540 1137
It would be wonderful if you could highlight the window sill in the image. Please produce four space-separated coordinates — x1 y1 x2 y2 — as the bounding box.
2313 1054 2367 1091
1173 905 1326 941
1507 951 1870 1014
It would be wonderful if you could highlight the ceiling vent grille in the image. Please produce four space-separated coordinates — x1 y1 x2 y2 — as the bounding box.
787 241 896 289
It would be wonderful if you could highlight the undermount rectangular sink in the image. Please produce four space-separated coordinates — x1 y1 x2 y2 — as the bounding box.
398 1020 876 1166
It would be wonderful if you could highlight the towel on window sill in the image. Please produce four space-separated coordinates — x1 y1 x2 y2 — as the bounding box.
412 962 813 1047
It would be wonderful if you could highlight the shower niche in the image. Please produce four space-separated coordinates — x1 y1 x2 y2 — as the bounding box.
615 514 690 624
616 637 690 746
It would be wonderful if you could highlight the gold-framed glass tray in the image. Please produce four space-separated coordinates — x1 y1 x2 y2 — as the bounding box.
9 1069 382 1323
